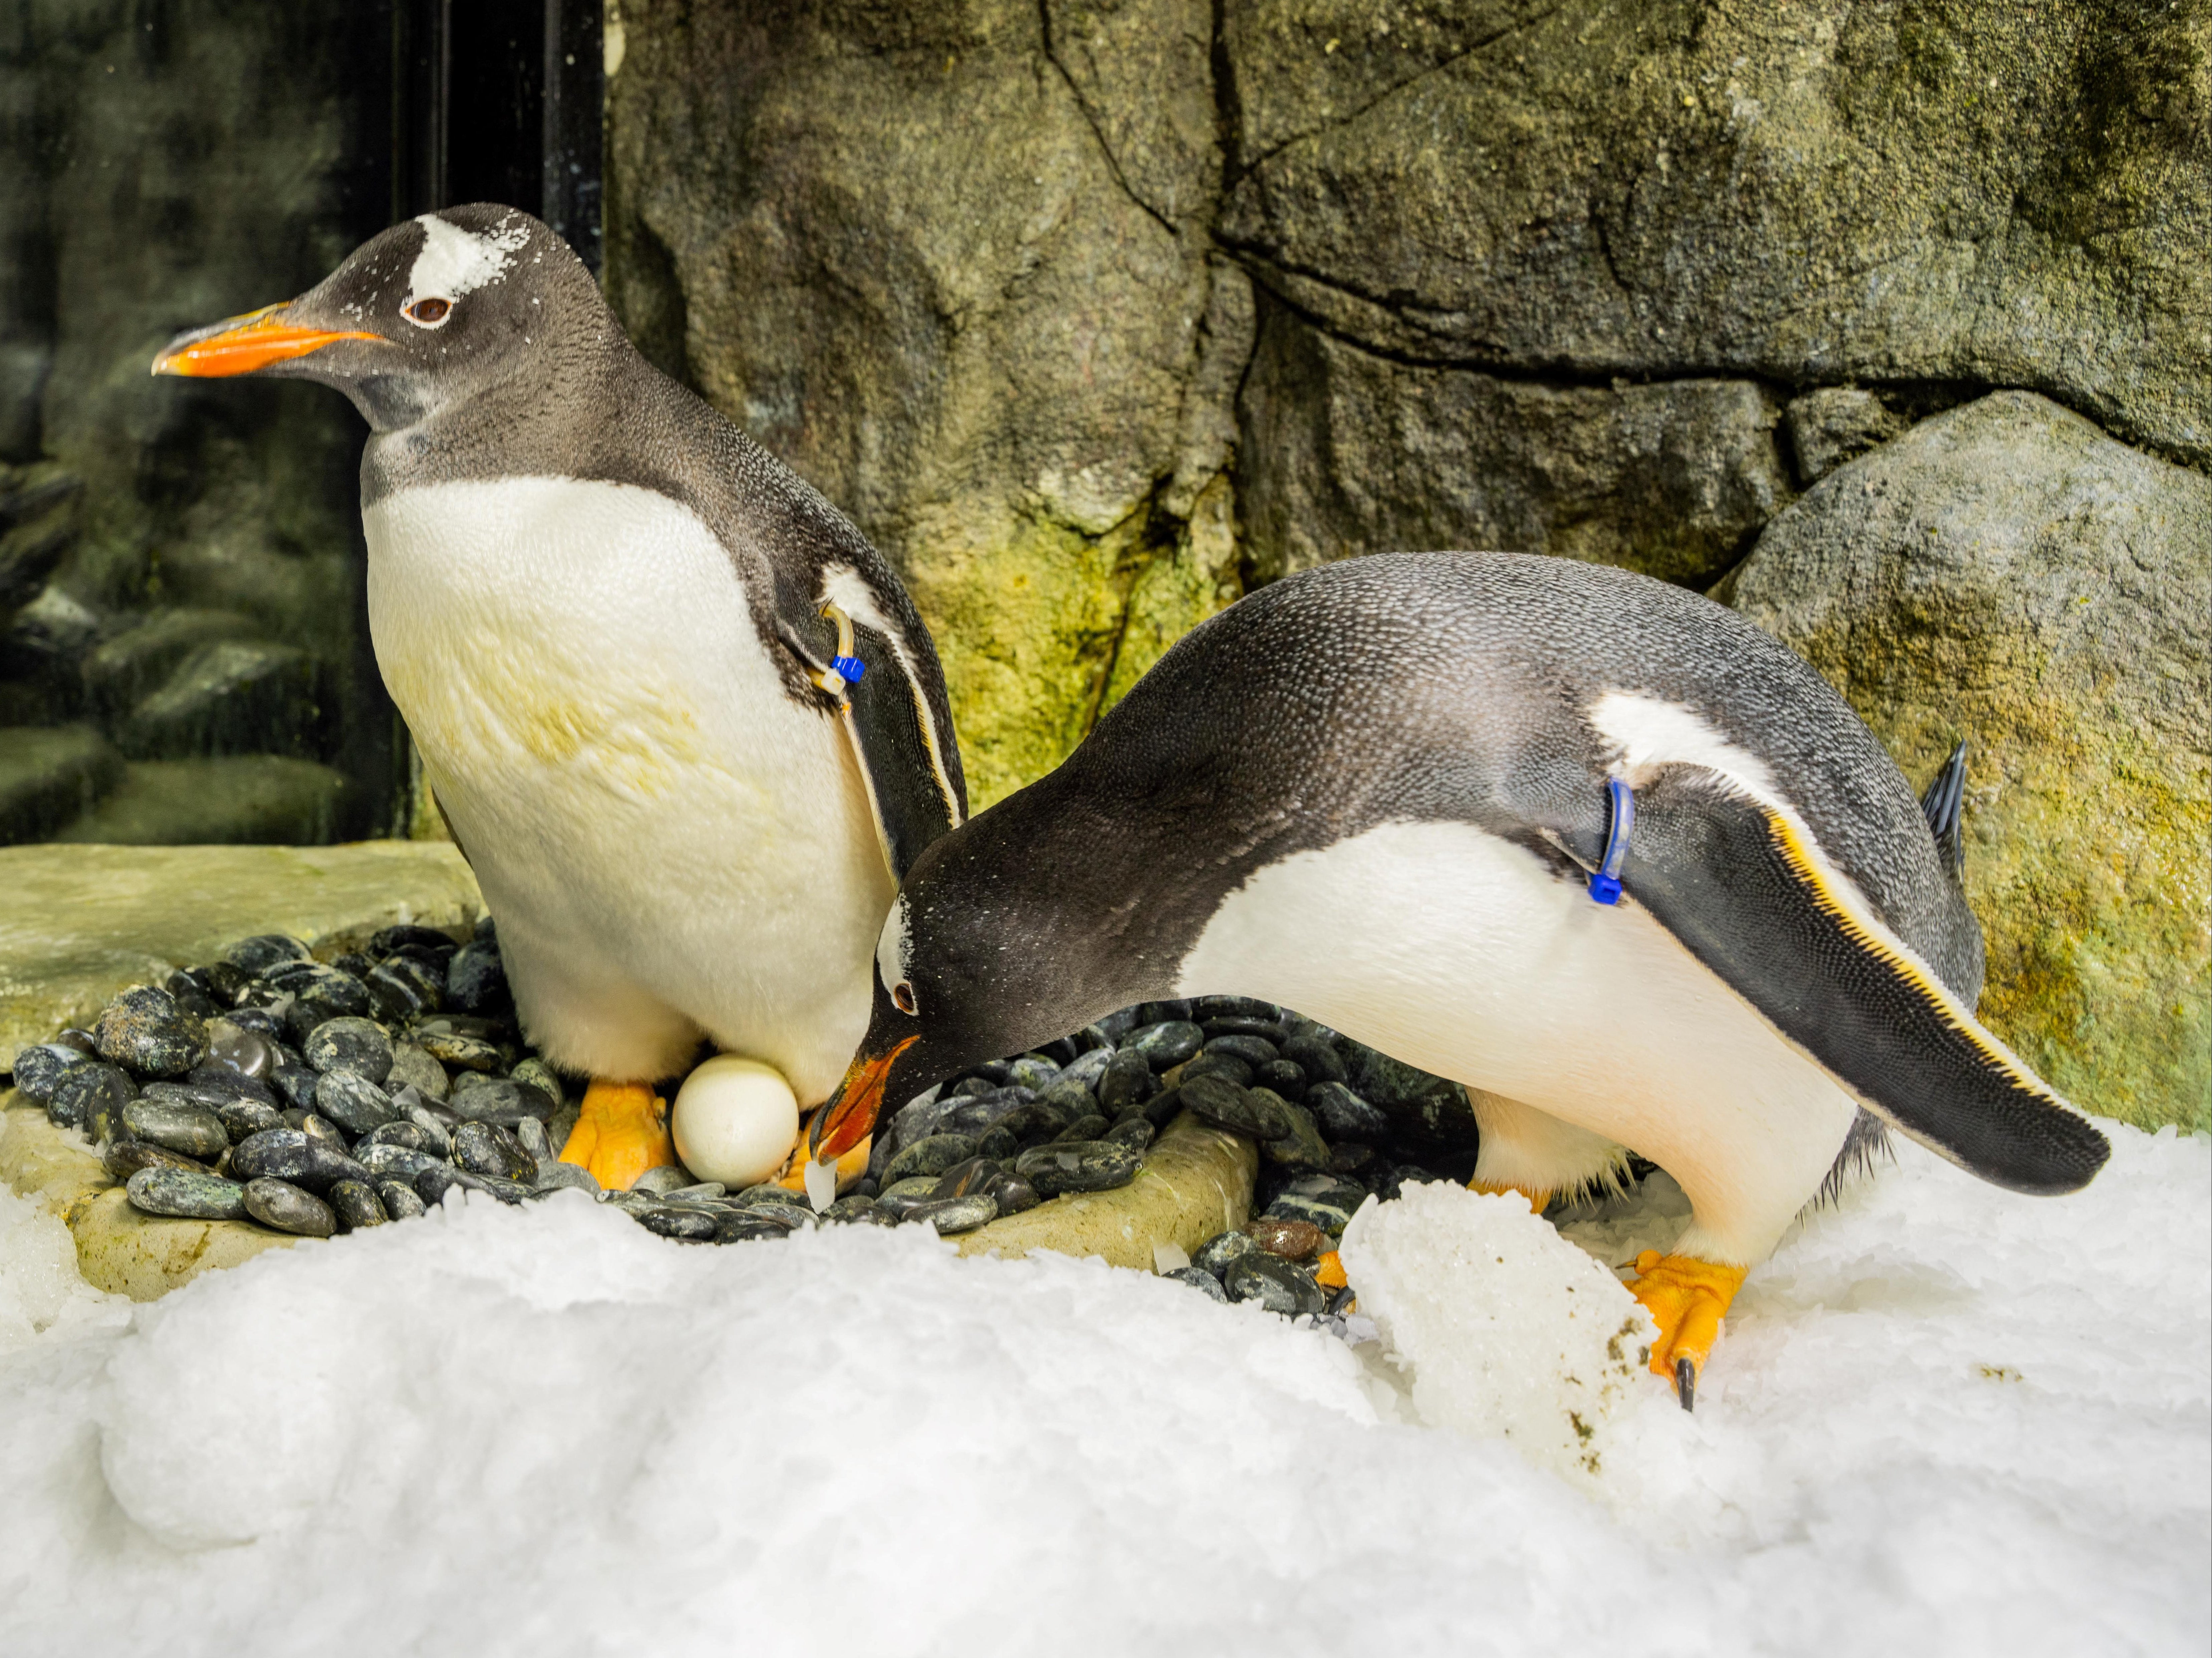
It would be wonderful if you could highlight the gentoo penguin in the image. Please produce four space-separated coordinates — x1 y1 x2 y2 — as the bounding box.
809 552 2109 1404
154 204 965 1189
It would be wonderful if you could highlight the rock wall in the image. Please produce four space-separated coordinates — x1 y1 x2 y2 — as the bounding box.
607 0 2208 1126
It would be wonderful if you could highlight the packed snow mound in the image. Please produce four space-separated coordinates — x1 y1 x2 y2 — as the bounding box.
0 1185 125 1359
1340 1183 1650 1475
0 1122 2205 1657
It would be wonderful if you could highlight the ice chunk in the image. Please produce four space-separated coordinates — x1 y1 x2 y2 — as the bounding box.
1339 1181 1652 1477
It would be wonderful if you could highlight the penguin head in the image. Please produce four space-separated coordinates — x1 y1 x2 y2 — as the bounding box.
809 821 1155 1162
153 205 607 431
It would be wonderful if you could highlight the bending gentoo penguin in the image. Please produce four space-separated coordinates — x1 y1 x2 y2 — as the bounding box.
154 204 966 1189
809 552 2109 1403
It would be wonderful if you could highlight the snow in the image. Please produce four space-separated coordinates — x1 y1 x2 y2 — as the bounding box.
1 1121 2205 1657
1340 1183 1649 1476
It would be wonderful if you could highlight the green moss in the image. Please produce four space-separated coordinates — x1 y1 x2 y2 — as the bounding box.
1808 685 2209 1134
905 479 1244 811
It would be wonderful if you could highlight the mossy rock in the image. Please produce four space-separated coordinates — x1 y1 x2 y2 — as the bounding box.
1727 392 2211 1131
953 1112 1257 1269
0 839 481 1070
0 1094 298 1300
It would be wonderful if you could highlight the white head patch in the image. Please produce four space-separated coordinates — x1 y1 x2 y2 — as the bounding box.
877 896 913 994
404 214 530 309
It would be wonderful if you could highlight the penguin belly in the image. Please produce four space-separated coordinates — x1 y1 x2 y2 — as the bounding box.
363 476 893 1099
1174 819 1861 1265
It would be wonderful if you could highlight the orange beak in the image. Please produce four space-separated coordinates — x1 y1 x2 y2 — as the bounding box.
808 1036 918 1162
152 303 385 378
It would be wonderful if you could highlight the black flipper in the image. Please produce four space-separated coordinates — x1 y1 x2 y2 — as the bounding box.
1919 739 1969 885
839 619 963 879
1621 767 2109 1196
773 599 964 883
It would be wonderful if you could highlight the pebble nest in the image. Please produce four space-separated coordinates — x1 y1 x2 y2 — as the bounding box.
12 924 1474 1321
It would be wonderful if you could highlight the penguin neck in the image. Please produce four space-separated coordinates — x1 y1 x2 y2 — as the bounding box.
360 332 632 506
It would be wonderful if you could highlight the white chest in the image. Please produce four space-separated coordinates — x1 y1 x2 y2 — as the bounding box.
360 477 891 1085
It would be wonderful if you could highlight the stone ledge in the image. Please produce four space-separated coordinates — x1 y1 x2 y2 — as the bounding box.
953 1113 1258 1269
1 1093 298 1300
0 839 482 1070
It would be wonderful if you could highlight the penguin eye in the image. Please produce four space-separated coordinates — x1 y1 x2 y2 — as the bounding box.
891 981 917 1016
402 297 452 328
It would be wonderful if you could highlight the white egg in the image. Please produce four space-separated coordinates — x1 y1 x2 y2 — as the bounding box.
669 1056 801 1189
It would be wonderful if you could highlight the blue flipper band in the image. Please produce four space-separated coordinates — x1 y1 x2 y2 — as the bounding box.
831 655 866 685
1588 777 1634 905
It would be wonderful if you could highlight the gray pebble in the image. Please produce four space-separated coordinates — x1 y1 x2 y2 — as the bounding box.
1056 1046 1116 1089
357 1142 447 1182
1127 1021 1203 1070
243 1177 336 1237
104 1137 203 1183
1177 1051 1254 1090
533 1160 600 1195
445 940 508 1013
303 1017 394 1085
453 1120 537 1184
48 1062 135 1138
230 1127 373 1192
1305 1082 1391 1142
1225 1254 1325 1317
94 986 207 1078
385 1041 451 1101
821 1194 876 1223
126 1166 248 1221
905 1192 998 1235
630 1164 691 1197
406 1104 455 1154
223 934 310 975
316 1071 401 1135
1282 1034 1348 1087
13 1042 91 1104
328 1179 388 1231
1166 1264 1230 1302
1192 1229 1260 1278
509 1059 566 1110
1095 1048 1154 1116
884 1133 979 1185
413 1028 501 1073
985 1171 1041 1215
1013 1140 1142 1196
513 1117 554 1162
377 1180 428 1219
202 1019 274 1080
447 1079 555 1127
1104 1115 1155 1151
713 1213 791 1243
1178 1075 1289 1141
1259 1095 1332 1171
638 1204 718 1241
1204 1033 1281 1069
121 1096 228 1161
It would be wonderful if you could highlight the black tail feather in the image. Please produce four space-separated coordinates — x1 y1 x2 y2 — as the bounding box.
1919 739 1969 884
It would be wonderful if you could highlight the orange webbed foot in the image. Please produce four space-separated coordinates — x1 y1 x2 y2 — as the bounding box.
559 1080 677 1192
1627 1250 1748 1411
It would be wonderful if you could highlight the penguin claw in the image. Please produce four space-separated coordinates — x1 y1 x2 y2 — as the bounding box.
559 1080 677 1191
1626 1250 1746 1401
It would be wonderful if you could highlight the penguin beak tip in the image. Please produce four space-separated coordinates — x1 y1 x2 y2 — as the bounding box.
153 302 382 379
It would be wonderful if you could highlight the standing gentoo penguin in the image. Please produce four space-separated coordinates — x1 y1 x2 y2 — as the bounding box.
155 205 966 1189
810 552 2109 1404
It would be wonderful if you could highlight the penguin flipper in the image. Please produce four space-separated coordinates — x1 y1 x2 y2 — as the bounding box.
836 618 965 879
1918 739 1969 884
1622 769 2110 1196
